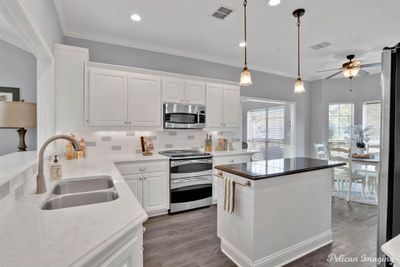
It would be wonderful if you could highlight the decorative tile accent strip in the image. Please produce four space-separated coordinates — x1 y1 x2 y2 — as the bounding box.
135 149 143 154
126 132 135 136
168 131 177 136
187 135 195 140
86 141 97 147
150 136 157 140
0 182 10 201
232 138 241 142
111 145 122 151
165 144 174 148
101 136 112 142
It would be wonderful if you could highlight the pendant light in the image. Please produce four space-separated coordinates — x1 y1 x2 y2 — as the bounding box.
293 9 305 94
240 0 252 86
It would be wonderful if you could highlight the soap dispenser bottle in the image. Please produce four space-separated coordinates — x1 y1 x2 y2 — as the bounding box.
50 155 62 181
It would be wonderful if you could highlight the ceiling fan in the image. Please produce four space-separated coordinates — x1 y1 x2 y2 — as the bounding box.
317 55 381 79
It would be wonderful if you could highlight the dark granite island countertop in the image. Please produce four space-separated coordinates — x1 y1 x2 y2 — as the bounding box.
214 157 345 180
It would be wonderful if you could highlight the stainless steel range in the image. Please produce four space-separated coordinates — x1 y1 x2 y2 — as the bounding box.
159 150 213 213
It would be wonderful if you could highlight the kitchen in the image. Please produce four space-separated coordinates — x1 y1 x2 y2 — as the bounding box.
0 0 400 267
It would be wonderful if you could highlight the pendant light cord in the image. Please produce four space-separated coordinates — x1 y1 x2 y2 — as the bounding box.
297 15 301 78
244 0 248 67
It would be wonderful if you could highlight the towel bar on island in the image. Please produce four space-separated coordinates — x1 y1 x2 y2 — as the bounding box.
214 172 251 187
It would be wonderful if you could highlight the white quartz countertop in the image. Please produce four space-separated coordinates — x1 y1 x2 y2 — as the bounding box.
0 151 37 185
382 234 400 265
0 153 162 267
211 149 256 157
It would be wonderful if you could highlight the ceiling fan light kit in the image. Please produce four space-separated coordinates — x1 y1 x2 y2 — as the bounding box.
240 0 253 86
293 8 306 94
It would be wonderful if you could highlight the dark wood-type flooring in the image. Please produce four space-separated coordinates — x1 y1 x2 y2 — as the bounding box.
143 198 377 267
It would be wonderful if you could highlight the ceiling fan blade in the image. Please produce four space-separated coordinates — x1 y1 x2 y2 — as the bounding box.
360 62 381 68
358 69 370 76
325 71 342 79
316 67 342 73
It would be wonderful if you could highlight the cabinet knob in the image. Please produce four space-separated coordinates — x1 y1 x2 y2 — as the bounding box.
230 160 234 163
139 178 142 181
143 177 147 180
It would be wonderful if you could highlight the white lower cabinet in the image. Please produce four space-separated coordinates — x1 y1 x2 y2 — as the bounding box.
212 154 252 203
100 225 144 267
116 161 169 217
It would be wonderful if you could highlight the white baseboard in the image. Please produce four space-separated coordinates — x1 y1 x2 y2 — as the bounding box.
147 209 168 217
221 230 333 267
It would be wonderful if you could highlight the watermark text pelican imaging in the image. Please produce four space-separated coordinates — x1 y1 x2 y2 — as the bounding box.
327 253 391 265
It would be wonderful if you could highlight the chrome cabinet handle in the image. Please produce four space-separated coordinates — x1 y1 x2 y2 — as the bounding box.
143 177 147 180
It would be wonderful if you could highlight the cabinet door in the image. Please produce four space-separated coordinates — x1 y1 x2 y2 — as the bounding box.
223 86 241 128
186 81 205 105
162 78 185 103
142 172 169 212
124 174 143 205
205 83 224 128
89 68 127 126
128 74 161 127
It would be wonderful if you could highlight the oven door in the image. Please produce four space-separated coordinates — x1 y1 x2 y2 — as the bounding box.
170 175 213 213
170 158 213 179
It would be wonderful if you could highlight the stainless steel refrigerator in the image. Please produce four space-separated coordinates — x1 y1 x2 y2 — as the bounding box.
378 43 400 265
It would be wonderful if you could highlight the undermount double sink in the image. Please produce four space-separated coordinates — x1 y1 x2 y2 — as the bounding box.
41 176 119 210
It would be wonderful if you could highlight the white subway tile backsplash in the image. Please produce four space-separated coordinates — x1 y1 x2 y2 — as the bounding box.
59 130 241 155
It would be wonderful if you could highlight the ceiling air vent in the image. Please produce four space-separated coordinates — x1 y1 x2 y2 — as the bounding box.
310 41 331 50
211 6 234 20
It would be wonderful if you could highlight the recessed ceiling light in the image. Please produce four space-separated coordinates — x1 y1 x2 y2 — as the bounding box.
268 0 281 6
130 14 141 22
239 41 246 48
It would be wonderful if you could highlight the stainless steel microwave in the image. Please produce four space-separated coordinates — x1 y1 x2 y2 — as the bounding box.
163 103 206 129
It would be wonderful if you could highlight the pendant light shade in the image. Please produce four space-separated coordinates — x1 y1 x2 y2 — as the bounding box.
240 0 252 86
240 66 252 86
293 9 305 94
294 77 305 94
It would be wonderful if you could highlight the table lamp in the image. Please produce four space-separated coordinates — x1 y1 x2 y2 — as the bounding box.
0 101 37 151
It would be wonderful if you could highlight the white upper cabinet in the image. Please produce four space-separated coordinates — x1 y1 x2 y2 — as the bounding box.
222 86 241 128
205 83 240 129
89 68 128 126
162 78 205 105
186 80 205 105
128 73 161 127
205 83 224 128
162 78 185 103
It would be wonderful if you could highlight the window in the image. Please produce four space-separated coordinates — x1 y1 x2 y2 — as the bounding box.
328 103 353 145
363 101 381 146
247 106 285 160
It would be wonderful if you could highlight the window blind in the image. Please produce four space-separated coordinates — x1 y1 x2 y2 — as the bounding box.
328 103 353 146
363 101 381 146
247 107 285 161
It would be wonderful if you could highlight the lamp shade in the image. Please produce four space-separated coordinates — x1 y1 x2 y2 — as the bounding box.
342 67 360 79
293 77 305 94
0 101 37 128
240 67 253 86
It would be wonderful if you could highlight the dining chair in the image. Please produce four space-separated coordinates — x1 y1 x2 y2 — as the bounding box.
330 147 367 202
314 143 330 160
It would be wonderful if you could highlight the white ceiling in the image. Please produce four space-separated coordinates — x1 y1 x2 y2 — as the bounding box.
53 0 400 81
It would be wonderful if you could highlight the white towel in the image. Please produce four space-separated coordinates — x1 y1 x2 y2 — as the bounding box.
224 177 235 214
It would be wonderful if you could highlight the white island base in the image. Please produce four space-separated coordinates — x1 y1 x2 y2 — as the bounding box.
217 168 333 267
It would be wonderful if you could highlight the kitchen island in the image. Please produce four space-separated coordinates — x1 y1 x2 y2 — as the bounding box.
215 157 345 267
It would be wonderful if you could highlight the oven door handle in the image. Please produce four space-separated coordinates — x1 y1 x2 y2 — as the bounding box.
171 159 212 167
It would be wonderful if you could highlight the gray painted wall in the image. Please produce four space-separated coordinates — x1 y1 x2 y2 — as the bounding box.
64 36 311 157
309 73 381 156
0 39 37 156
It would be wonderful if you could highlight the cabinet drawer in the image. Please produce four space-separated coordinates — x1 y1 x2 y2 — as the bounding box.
213 154 251 166
116 161 168 175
